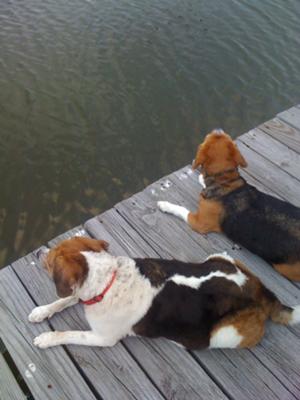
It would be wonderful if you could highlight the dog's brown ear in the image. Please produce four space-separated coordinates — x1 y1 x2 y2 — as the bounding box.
192 144 206 170
75 237 109 252
233 144 248 168
53 254 88 298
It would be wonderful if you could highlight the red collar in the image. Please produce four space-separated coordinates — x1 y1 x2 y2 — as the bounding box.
80 271 117 306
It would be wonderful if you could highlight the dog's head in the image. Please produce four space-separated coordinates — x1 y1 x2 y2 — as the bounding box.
37 237 109 298
192 129 247 174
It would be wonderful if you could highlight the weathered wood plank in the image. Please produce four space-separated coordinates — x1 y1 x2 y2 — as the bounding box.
48 225 87 246
0 352 26 400
85 215 228 400
258 118 300 153
12 245 164 400
239 128 300 182
236 141 300 207
0 266 96 400
277 106 300 131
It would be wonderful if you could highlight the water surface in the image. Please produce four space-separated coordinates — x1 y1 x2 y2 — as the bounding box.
0 0 300 267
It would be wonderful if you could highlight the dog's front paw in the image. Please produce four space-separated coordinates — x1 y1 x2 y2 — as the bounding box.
34 332 61 349
198 174 206 188
157 201 175 214
28 306 53 323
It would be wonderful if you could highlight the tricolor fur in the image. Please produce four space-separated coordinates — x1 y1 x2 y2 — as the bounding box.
158 129 300 281
29 237 300 350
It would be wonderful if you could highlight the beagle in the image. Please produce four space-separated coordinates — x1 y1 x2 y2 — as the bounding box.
29 237 299 350
158 129 300 280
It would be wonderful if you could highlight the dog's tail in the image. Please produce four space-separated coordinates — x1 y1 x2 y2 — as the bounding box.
270 303 300 325
266 294 300 325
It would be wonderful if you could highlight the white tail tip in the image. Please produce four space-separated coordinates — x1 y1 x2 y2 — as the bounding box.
290 305 300 325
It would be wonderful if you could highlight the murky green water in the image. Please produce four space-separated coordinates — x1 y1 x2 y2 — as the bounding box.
0 0 300 267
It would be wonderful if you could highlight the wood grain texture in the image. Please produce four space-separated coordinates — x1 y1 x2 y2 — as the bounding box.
236 141 300 207
48 225 88 247
239 128 300 181
258 118 300 153
0 266 96 400
85 214 227 400
11 238 164 400
0 352 26 400
277 106 300 131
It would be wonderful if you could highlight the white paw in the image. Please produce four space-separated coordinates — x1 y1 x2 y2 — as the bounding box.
157 201 175 214
198 174 206 188
34 332 60 349
28 306 53 323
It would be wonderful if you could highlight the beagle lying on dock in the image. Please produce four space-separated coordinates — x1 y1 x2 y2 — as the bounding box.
29 237 299 350
158 129 300 281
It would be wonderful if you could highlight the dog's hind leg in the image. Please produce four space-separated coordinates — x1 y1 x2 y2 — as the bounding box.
210 307 266 349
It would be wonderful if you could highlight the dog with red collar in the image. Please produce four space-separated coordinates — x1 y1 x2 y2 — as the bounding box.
29 237 300 350
158 129 300 281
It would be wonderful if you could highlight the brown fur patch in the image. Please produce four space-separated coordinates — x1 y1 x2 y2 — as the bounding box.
188 131 247 234
273 262 300 281
188 197 225 233
192 130 247 174
45 237 109 297
209 258 294 347
210 306 266 348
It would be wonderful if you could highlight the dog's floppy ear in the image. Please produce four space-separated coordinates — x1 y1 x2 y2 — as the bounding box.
232 144 248 168
75 237 109 252
192 144 206 170
53 253 88 298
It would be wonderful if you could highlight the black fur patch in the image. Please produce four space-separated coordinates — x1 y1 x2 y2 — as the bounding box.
134 257 237 286
133 257 250 349
221 184 300 264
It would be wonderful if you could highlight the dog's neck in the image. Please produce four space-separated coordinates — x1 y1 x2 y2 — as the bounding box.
76 252 136 302
201 167 245 199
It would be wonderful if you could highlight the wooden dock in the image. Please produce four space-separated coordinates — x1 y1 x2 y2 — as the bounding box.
1 105 300 400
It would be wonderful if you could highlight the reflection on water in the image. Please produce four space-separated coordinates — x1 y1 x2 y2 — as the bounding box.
0 0 300 267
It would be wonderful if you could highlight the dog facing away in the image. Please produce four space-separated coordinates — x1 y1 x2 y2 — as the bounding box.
29 237 300 350
158 129 300 281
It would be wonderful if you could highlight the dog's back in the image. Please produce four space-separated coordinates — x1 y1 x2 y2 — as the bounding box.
133 256 299 349
221 184 300 266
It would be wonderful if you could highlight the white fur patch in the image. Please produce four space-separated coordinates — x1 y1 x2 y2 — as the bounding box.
157 201 189 223
209 325 243 348
169 268 247 289
290 305 300 325
32 251 162 349
79 252 161 343
206 252 235 264
198 174 206 188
